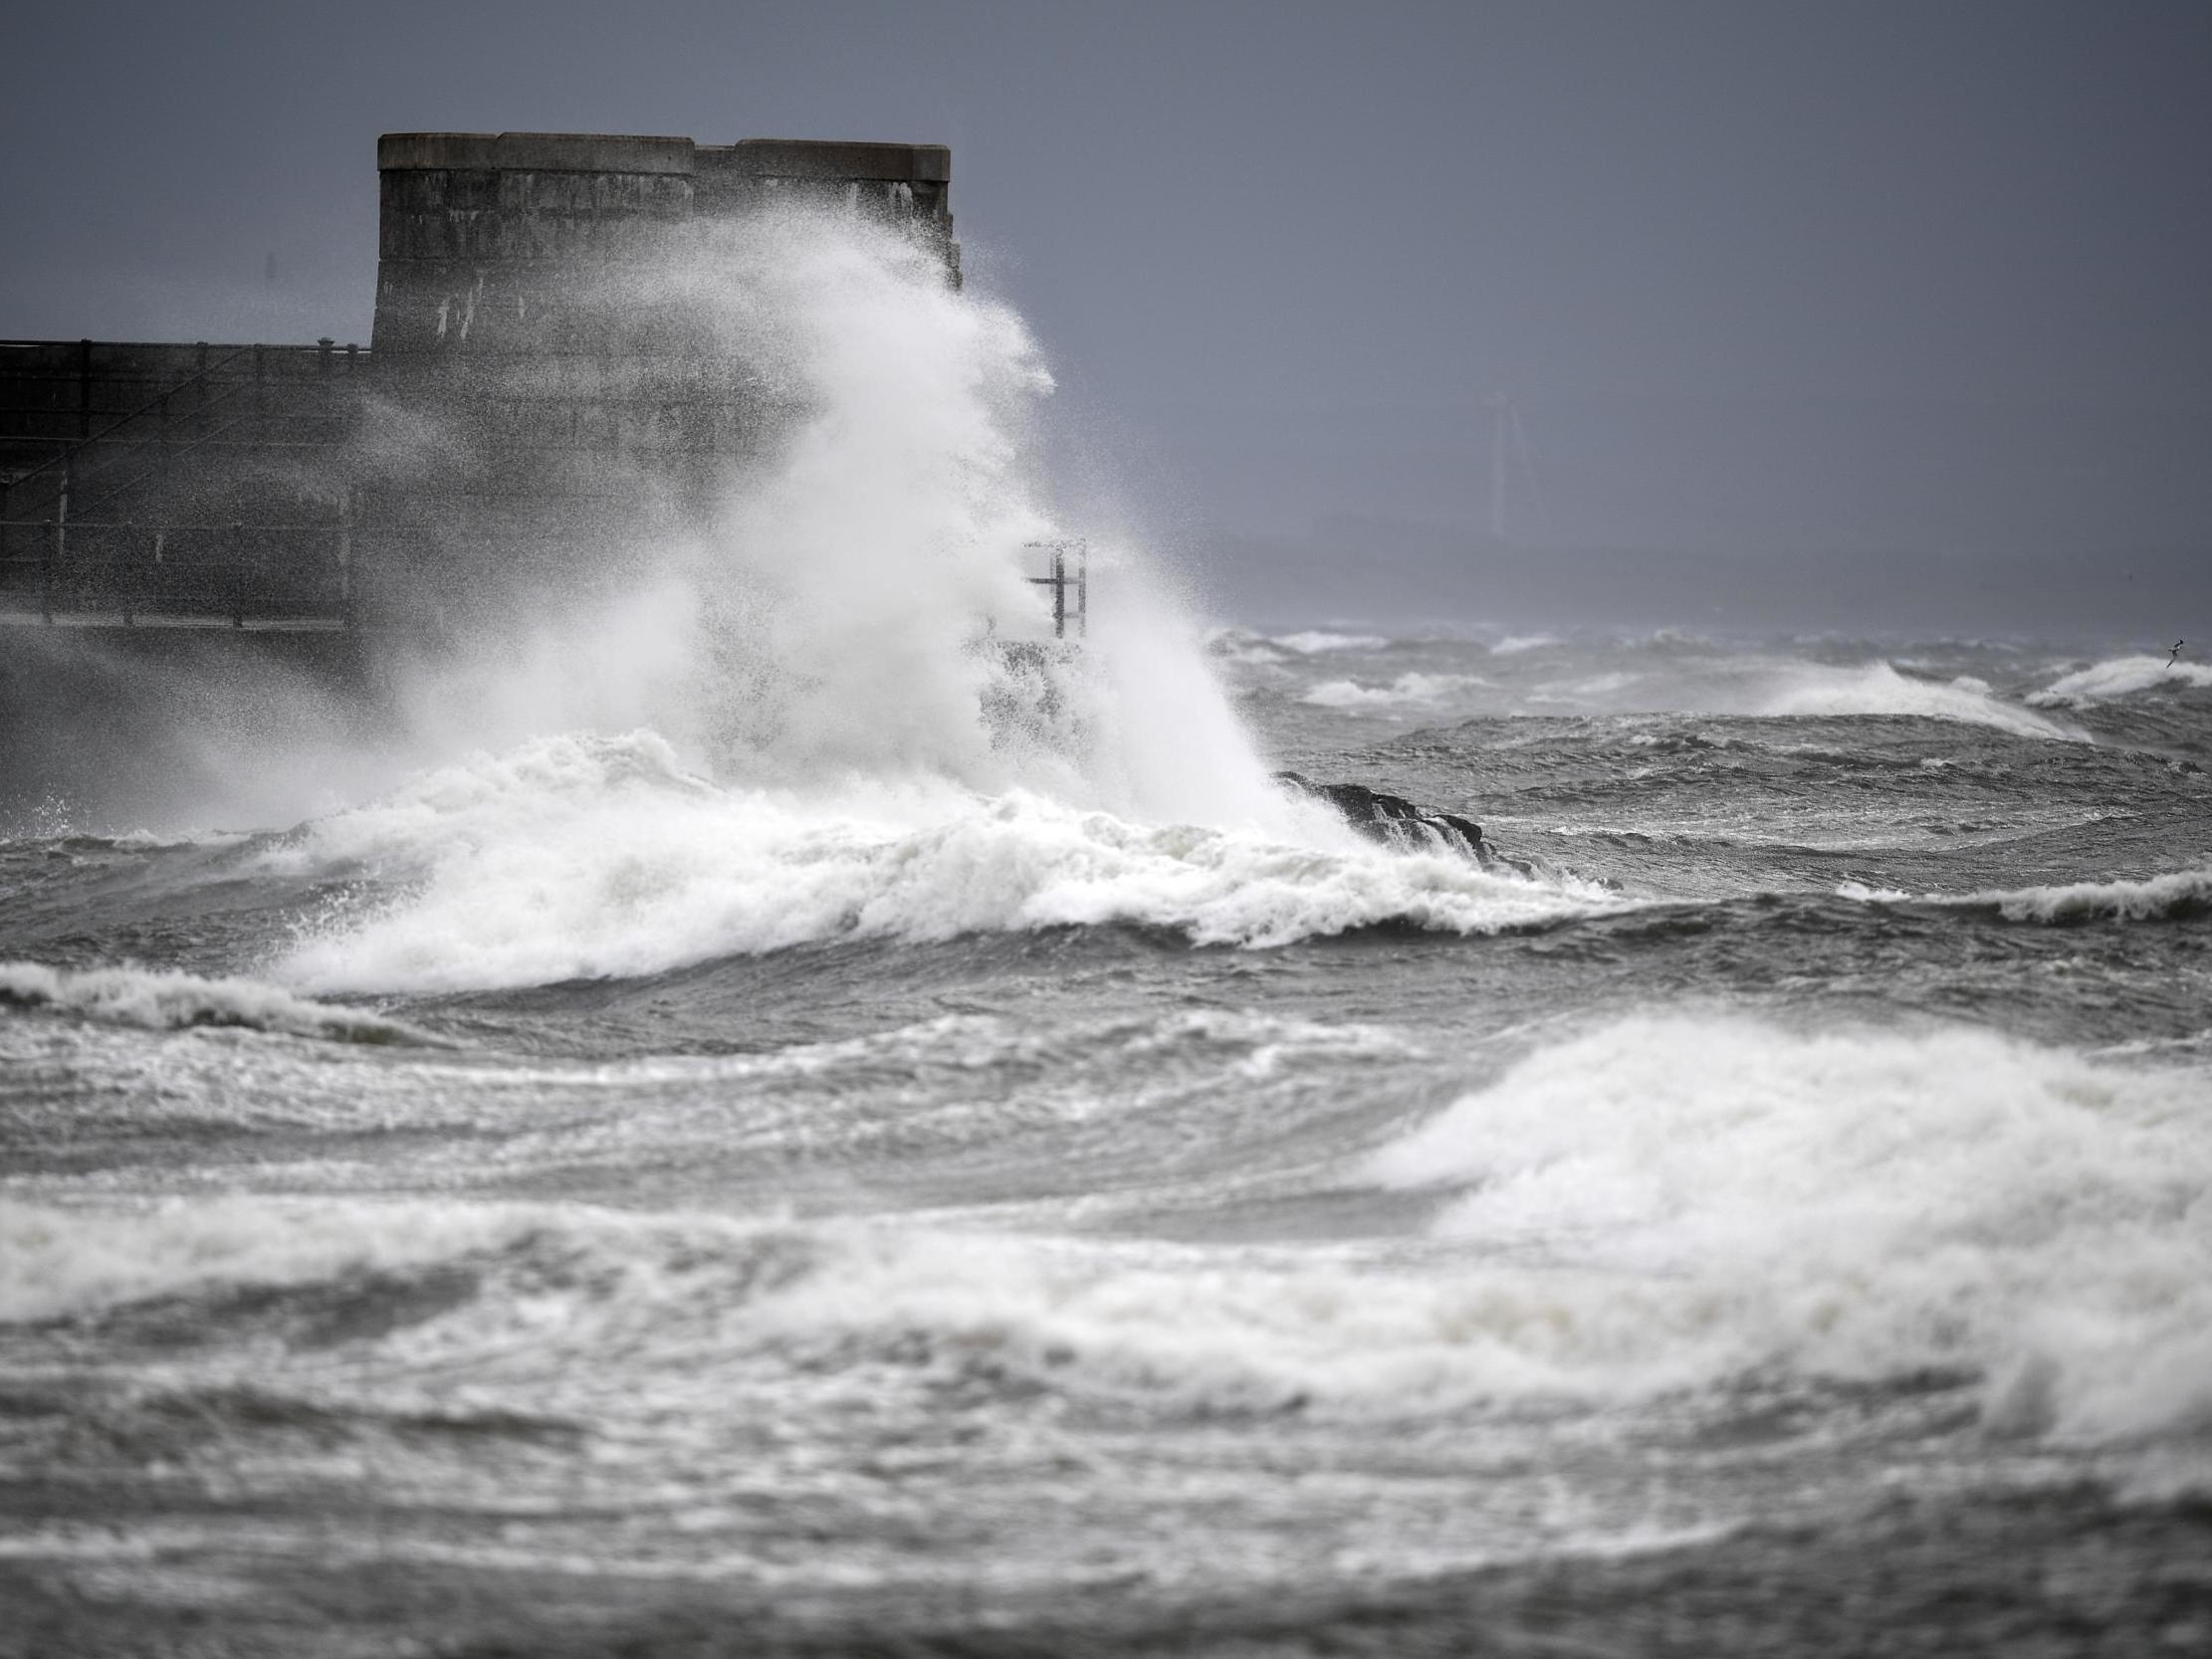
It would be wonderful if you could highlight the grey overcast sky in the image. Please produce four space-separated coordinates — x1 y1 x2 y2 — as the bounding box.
5 1 2207 629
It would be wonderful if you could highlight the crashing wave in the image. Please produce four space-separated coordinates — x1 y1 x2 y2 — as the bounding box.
271 746 1612 993
1363 1014 2212 1443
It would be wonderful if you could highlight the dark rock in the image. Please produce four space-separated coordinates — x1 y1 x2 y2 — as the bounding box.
1274 770 1524 872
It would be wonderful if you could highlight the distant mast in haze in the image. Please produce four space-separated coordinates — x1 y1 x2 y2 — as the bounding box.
1487 392 1509 543
1482 390 1549 546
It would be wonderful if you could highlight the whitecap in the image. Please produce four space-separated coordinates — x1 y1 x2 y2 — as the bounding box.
1974 868 2212 925
2029 654 2212 707
1298 672 1491 710
1363 1014 2212 1443
0 961 441 1045
1269 631 1389 654
1758 662 2079 739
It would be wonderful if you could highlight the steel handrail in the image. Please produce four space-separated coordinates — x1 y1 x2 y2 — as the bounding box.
66 391 271 520
0 344 258 501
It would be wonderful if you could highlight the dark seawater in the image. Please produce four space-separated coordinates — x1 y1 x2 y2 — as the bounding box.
4 631 2211 1657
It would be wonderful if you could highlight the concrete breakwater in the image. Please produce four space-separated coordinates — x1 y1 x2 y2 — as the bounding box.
0 132 958 814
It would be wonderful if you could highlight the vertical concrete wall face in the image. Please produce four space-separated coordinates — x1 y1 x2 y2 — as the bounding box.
355 132 958 634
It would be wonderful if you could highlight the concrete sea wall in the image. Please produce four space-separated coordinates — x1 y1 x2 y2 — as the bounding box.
0 131 958 817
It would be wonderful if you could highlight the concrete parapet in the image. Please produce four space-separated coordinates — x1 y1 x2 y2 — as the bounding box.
376 132 699 174
375 131 951 183
370 129 958 357
702 138 950 184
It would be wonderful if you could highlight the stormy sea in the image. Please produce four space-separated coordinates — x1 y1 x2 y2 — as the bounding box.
5 216 2210 1657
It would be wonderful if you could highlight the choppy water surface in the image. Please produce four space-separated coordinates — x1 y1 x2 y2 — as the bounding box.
4 628 2209 1656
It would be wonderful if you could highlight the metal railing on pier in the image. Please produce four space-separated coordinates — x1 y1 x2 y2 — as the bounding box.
0 516 353 630
0 338 368 522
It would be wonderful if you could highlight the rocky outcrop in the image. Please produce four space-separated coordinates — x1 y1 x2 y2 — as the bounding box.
1274 771 1522 871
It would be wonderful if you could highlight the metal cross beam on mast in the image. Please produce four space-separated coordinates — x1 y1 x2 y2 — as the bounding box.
1483 394 1554 545
1023 539 1088 639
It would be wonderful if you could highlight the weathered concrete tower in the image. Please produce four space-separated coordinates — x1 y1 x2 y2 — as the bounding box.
357 132 959 632
371 134 955 358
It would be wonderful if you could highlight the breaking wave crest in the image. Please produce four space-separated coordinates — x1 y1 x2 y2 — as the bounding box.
1972 869 2212 925
1300 672 1491 710
1756 662 2078 738
0 960 439 1045
1837 868 2212 925
2030 655 2212 707
1366 1015 2212 1443
1271 631 1388 654
0 1198 539 1325
271 732 1610 993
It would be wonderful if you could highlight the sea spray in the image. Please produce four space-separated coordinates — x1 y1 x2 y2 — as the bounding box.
249 203 1430 986
379 203 1305 831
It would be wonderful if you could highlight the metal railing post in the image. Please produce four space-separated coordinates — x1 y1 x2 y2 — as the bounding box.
54 459 71 597
336 489 353 626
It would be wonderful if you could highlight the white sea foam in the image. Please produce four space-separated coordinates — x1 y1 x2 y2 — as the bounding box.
0 960 437 1045
2030 654 2212 706
0 1197 539 1324
1364 1015 2212 1442
1758 662 2078 738
272 732 1609 992
1299 672 1491 710
1488 634 1559 656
